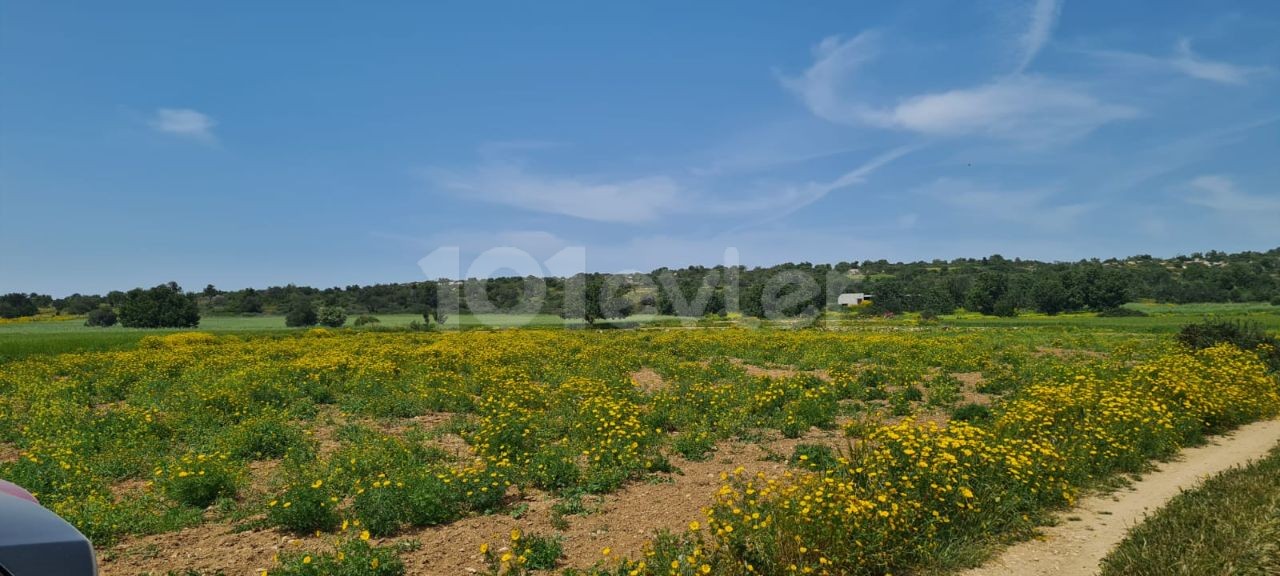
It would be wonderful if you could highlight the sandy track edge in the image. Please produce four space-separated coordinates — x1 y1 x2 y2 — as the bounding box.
959 418 1280 576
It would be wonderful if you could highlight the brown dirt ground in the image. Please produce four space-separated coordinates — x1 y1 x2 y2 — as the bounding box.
953 371 994 405
729 358 831 381
629 368 666 393
95 362 870 575
0 441 21 464
98 430 837 576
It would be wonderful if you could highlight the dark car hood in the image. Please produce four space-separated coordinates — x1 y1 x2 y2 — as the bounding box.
0 491 97 576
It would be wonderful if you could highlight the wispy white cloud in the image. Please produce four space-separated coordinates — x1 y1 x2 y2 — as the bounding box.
1185 175 1280 239
1016 0 1062 73
149 108 216 141
887 76 1137 142
777 32 885 127
1186 175 1280 212
1081 39 1269 85
780 33 1136 144
1171 39 1264 85
757 146 914 219
423 161 680 224
428 141 911 226
918 177 1095 232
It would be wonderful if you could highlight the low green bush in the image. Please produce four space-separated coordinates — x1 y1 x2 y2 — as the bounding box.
789 443 839 471
157 453 238 508
268 478 340 533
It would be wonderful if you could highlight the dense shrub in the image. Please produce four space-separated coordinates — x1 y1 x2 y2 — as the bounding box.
118 283 200 328
285 298 318 327
317 305 347 328
85 307 118 327
1177 319 1280 370
0 292 39 318
992 297 1019 317
353 314 381 327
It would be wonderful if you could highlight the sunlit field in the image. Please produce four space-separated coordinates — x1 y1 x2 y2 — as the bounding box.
2 316 1277 575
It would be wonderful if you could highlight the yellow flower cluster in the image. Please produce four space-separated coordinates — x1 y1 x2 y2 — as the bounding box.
696 344 1279 575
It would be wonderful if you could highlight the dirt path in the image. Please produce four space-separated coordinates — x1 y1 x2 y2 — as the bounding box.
961 419 1280 576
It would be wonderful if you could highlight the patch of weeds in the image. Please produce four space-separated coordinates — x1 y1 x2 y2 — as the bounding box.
672 427 716 461
156 452 239 508
271 538 404 576
950 402 992 423
267 477 340 533
508 503 530 519
789 443 840 472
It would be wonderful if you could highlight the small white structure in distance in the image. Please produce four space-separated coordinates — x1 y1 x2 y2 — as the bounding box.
837 293 872 307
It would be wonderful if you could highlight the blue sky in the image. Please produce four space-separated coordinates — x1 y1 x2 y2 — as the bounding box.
2 1 1278 295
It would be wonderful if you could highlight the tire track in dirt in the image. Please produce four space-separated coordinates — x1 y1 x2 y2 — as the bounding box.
961 419 1280 576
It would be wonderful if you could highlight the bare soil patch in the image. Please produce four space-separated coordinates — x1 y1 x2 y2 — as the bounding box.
0 441 21 464
98 435 807 575
730 359 831 382
629 368 666 393
953 371 995 405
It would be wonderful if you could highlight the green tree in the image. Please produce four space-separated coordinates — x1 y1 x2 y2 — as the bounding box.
0 293 39 319
285 297 318 327
582 274 629 325
965 272 1008 316
316 305 347 328
118 283 200 328
84 306 118 327
1031 274 1070 315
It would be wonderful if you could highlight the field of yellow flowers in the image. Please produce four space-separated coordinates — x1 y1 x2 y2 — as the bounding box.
0 326 1276 575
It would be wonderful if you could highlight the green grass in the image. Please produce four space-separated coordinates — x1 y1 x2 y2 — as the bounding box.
1099 442 1280 576
931 302 1280 333
3 301 1274 361
0 313 684 360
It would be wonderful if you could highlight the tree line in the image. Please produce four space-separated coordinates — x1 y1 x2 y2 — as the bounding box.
3 248 1278 327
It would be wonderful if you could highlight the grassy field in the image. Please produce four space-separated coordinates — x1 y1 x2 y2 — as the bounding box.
1 302 1275 361
0 313 681 360
1099 442 1280 576
930 302 1280 333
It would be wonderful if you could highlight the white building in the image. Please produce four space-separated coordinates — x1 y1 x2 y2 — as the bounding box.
837 293 872 306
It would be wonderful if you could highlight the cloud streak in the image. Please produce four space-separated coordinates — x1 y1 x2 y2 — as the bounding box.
1185 175 1280 239
1016 0 1062 73
1081 39 1269 85
424 161 681 224
780 33 1136 144
149 108 216 141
